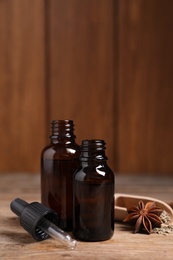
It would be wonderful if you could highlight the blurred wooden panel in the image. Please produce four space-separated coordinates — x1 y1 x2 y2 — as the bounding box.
118 0 173 174
1 0 173 175
0 0 46 172
47 0 117 171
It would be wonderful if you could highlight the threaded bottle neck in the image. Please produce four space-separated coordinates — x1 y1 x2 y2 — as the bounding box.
80 139 107 162
50 120 76 143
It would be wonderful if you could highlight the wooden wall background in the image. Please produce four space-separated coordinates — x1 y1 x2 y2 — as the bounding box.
0 0 173 175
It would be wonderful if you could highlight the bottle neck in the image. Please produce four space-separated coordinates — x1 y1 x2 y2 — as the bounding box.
80 139 107 164
50 120 76 144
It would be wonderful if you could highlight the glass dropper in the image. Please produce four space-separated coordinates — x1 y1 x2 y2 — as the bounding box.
38 218 77 249
10 198 77 249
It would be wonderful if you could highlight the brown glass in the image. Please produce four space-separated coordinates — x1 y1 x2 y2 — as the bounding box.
41 120 80 231
73 139 115 241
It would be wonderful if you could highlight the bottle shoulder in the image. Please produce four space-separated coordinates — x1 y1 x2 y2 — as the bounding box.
74 163 114 183
41 143 80 160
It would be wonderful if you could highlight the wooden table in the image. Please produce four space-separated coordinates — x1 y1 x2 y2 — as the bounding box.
0 173 173 259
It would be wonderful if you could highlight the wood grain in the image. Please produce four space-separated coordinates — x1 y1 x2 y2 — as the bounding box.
0 0 173 174
1 173 173 259
47 0 117 171
118 0 173 174
0 0 46 172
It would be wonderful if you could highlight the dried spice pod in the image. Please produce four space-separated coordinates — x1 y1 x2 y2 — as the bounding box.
114 193 173 222
123 200 163 234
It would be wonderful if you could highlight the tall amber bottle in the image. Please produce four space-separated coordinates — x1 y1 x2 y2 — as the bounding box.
73 139 115 241
41 120 80 231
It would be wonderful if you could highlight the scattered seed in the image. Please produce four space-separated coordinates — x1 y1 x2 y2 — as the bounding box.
153 211 173 235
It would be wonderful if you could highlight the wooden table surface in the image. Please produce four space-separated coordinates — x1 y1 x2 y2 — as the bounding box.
0 173 173 260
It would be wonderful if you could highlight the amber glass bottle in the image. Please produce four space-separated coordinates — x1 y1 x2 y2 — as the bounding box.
73 139 115 241
41 120 80 231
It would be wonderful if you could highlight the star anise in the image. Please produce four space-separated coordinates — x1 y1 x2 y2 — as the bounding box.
123 201 163 234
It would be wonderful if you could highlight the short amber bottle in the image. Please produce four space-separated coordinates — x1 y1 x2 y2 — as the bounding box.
41 120 80 231
73 139 115 241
